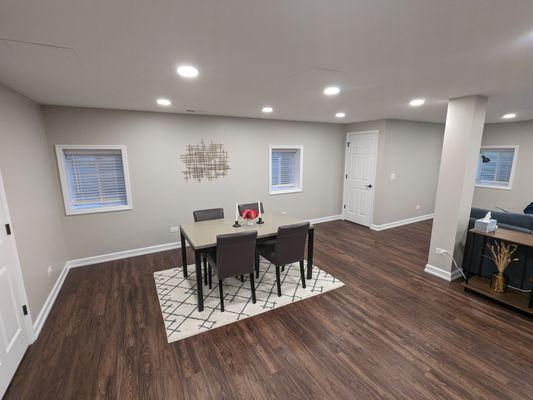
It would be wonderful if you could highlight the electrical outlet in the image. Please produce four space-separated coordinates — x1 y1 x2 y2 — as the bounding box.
435 248 448 256
416 205 421 210
47 265 53 276
390 172 396 180
170 226 180 233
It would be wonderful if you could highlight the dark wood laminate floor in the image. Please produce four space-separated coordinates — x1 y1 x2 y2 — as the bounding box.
5 220 533 399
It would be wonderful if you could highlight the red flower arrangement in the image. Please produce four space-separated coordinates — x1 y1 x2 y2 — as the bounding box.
241 209 259 220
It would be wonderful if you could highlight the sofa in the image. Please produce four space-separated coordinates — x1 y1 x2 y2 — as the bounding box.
463 207 533 290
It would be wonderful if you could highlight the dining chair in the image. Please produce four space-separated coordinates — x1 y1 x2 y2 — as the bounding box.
257 222 310 296
206 231 258 312
193 208 224 286
237 202 264 216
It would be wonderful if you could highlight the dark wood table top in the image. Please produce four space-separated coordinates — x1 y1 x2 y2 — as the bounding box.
469 227 533 247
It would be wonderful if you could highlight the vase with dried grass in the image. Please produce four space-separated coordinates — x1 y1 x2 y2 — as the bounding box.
487 240 519 293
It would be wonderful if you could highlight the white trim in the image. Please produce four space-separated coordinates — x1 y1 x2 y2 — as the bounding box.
32 262 69 341
269 145 304 195
31 213 343 341
424 264 462 282
55 144 134 216
308 214 343 224
475 145 519 190
67 242 181 269
370 213 434 231
342 130 379 227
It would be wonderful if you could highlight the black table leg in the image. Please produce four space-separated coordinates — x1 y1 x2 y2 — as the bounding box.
477 236 487 277
306 228 314 280
195 250 204 312
180 229 188 277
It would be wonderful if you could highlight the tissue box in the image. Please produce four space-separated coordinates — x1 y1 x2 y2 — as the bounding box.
474 218 497 233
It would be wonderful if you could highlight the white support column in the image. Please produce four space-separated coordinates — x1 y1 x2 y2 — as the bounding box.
425 95 487 281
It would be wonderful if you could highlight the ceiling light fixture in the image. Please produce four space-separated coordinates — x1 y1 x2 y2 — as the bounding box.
335 112 346 118
156 98 171 106
324 86 340 95
177 65 199 78
502 113 517 120
409 98 426 107
262 106 273 113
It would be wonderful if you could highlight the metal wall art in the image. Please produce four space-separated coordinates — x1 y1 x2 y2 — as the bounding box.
180 140 229 181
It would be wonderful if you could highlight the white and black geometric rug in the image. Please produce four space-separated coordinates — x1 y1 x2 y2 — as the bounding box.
154 258 344 343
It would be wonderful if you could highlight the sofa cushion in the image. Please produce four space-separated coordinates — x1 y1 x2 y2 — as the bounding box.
470 207 533 232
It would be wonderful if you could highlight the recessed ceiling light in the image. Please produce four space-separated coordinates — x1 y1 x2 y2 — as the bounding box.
324 86 340 95
262 106 273 113
502 113 517 119
156 98 171 106
409 98 426 107
177 65 199 78
335 112 346 118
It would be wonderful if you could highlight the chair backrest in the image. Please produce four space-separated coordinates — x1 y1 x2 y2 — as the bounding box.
193 208 224 222
238 202 264 216
216 231 258 280
274 222 310 266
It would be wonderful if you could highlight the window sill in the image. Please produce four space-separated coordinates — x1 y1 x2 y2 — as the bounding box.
65 205 133 216
475 183 512 191
269 188 302 196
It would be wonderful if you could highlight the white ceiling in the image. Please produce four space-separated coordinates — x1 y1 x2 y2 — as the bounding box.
1 0 533 124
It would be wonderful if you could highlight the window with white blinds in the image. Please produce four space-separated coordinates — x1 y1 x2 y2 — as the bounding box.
269 146 303 194
475 146 518 189
56 145 132 215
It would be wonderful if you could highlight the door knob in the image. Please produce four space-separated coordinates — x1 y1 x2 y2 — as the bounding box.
366 184 373 188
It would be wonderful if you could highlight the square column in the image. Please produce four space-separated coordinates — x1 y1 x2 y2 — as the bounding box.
425 95 487 281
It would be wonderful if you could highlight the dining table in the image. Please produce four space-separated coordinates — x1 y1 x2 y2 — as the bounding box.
179 212 315 312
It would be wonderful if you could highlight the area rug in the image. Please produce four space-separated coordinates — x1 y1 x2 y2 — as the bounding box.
154 258 344 343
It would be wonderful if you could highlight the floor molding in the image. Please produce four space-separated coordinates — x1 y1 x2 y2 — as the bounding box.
370 214 434 231
32 262 70 342
424 263 462 282
31 213 343 341
308 214 343 224
67 241 181 269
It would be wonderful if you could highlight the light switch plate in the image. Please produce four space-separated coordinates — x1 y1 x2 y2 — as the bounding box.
390 172 396 180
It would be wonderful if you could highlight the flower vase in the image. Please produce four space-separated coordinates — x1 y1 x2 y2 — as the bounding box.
490 272 507 293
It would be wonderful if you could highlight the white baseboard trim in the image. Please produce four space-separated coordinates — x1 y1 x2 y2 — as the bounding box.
67 241 181 269
424 263 462 282
32 262 70 341
31 213 344 341
308 214 343 224
370 214 434 231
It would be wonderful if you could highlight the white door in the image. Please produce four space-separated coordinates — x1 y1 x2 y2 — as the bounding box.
0 171 30 398
343 132 378 227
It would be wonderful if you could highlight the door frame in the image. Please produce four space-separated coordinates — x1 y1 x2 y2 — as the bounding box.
342 130 379 227
0 169 34 343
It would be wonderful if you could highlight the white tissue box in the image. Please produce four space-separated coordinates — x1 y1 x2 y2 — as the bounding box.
474 218 497 233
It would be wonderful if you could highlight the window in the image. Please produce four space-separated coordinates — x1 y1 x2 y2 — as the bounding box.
475 146 518 190
269 145 303 194
56 145 132 215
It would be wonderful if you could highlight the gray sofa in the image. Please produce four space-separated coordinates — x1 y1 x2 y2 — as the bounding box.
463 207 533 290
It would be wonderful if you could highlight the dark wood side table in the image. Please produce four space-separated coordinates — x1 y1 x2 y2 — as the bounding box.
463 228 533 315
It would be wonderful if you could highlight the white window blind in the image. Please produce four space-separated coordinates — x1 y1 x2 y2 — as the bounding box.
56 146 132 215
271 149 297 190
476 147 517 188
270 146 303 194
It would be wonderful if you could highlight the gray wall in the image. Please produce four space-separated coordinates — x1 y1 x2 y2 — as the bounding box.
43 106 345 260
472 120 533 213
0 83 68 319
345 119 444 226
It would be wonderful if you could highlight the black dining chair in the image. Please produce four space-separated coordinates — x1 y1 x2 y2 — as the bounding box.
257 222 310 296
193 208 224 286
206 231 258 312
237 202 264 216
